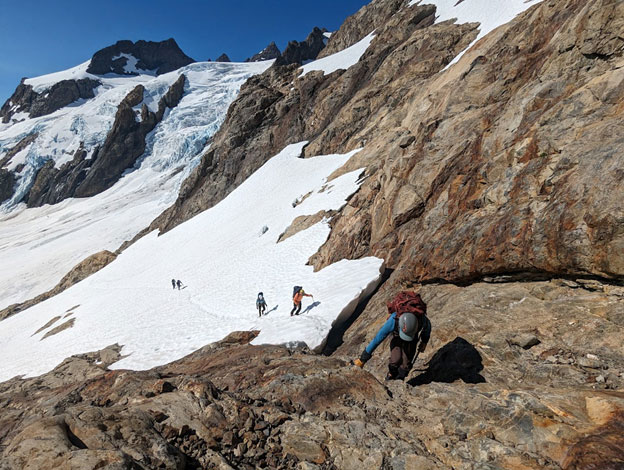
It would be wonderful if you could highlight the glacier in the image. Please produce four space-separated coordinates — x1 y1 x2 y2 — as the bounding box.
0 60 272 310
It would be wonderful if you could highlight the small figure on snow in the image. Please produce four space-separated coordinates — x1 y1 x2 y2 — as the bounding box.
256 292 267 317
171 279 176 289
291 286 313 316
176 279 182 290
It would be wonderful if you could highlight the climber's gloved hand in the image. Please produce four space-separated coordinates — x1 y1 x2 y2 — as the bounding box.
355 349 373 367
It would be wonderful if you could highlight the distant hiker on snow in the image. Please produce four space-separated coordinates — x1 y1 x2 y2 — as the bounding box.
256 292 267 317
354 291 431 381
176 280 182 290
291 286 313 316
171 279 176 289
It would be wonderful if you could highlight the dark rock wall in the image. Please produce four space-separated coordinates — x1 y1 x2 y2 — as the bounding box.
246 42 282 62
26 74 186 205
275 27 328 66
0 78 100 123
0 169 16 203
86 38 194 75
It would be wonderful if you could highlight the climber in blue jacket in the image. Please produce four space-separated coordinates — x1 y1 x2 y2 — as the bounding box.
354 311 431 380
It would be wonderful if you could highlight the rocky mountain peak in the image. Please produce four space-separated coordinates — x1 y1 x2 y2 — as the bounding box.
275 26 328 66
215 53 231 62
246 41 281 62
86 38 194 76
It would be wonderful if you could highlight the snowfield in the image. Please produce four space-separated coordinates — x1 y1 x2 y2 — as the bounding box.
0 143 384 382
409 0 543 67
0 60 272 310
300 32 375 77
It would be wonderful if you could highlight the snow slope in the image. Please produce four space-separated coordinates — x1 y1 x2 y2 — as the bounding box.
409 0 543 67
0 143 383 382
300 33 375 77
0 60 272 310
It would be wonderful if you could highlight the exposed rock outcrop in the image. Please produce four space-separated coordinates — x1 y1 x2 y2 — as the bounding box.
152 2 454 232
216 53 231 63
25 146 90 206
0 250 116 321
86 38 194 75
246 41 281 62
24 74 187 204
317 0 404 58
275 27 328 66
309 0 624 283
75 74 186 197
0 169 15 203
0 78 100 123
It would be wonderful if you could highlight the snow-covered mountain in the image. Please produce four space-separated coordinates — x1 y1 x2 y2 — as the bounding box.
0 58 272 311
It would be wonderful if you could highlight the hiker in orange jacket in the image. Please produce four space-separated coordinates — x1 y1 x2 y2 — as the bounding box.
291 288 313 316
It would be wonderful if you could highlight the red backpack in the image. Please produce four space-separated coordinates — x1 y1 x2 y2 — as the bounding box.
387 291 426 318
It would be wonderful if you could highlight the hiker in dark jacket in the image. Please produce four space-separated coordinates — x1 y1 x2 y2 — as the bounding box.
291 288 313 316
171 279 176 289
176 279 182 290
354 309 431 381
256 292 267 317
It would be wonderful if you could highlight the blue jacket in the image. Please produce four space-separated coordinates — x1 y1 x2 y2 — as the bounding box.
365 313 431 355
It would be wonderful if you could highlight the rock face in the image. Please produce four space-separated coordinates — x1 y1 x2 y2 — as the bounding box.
0 78 100 123
246 41 281 62
24 74 186 204
275 27 328 66
152 2 452 232
216 53 231 63
86 38 194 75
1 308 623 469
0 169 15 203
159 0 624 284
309 0 624 284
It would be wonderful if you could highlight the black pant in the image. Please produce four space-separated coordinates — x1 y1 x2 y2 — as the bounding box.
290 302 301 316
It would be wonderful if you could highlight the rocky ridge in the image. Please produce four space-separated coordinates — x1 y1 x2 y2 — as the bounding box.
246 28 328 67
24 74 186 205
86 38 194 76
246 42 282 63
0 78 100 124
275 27 329 66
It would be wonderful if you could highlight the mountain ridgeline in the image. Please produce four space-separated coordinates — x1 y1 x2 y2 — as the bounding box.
1 0 624 469
0 30 329 210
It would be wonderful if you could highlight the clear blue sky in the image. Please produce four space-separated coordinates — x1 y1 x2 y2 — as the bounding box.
0 0 369 104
